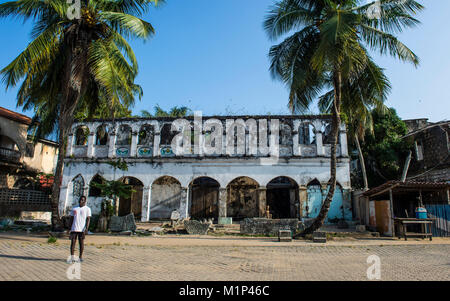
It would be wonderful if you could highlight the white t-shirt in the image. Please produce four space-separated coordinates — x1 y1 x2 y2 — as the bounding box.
70 206 92 232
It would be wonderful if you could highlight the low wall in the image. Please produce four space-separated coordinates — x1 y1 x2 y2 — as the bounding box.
240 218 301 236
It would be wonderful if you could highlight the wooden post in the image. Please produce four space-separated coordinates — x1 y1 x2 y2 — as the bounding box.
389 189 395 238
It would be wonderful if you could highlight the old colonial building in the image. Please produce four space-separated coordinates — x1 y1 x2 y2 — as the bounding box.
403 119 450 183
0 107 59 217
0 107 58 189
59 115 352 223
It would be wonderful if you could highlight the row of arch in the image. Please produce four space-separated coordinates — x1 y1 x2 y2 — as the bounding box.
73 124 156 147
72 120 335 147
69 174 347 221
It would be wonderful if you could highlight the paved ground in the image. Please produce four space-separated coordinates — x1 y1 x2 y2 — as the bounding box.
0 233 449 281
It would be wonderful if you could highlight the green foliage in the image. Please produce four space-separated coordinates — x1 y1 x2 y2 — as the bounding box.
90 179 135 200
0 0 162 140
264 0 422 113
360 108 412 187
101 200 115 217
47 236 57 244
141 105 192 118
107 158 129 171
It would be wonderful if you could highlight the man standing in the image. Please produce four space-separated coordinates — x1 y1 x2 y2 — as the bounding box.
68 196 91 263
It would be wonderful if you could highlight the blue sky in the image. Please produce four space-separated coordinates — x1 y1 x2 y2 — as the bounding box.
0 0 448 122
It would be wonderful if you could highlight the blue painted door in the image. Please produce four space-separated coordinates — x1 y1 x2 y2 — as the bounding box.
326 186 343 223
305 185 323 218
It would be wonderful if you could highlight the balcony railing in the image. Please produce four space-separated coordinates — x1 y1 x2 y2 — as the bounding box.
0 147 21 163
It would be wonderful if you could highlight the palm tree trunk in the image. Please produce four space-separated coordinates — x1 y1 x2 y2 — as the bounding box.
50 29 90 231
302 71 342 235
354 133 369 191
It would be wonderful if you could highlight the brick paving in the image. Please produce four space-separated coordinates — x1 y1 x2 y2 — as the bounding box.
0 235 449 281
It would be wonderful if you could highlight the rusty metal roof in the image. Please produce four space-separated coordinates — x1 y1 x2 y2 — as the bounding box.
0 107 31 125
363 180 450 197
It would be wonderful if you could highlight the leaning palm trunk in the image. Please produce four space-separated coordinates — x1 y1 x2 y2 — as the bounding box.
354 134 369 191
50 31 90 231
303 72 342 235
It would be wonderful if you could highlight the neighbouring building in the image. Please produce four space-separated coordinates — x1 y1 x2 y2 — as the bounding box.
0 106 59 216
59 115 353 223
403 119 450 183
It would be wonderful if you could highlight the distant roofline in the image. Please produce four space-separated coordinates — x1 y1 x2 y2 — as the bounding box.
0 106 31 125
403 118 429 122
402 120 450 139
27 135 58 147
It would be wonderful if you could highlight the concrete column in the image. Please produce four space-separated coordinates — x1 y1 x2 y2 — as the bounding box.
179 187 189 219
292 130 300 156
153 133 161 157
130 131 138 157
257 186 267 217
315 131 324 156
67 134 74 157
59 185 69 216
87 132 95 158
141 186 151 222
108 133 117 158
218 188 227 218
298 186 307 219
339 129 348 157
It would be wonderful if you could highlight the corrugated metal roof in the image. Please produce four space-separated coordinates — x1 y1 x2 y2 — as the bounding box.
0 107 32 125
363 180 450 197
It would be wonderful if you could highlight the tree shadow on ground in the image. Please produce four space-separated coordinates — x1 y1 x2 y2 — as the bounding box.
0 254 63 262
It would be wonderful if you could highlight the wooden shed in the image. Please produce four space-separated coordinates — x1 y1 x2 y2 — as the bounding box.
361 181 450 237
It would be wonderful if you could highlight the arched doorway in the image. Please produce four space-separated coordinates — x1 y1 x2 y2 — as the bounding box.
266 177 299 219
189 177 219 220
151 176 182 219
118 177 143 219
304 179 322 218
226 177 259 220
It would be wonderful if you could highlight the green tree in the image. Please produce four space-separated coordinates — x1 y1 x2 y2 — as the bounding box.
318 67 390 190
264 0 422 234
0 0 163 230
141 105 192 118
361 107 411 187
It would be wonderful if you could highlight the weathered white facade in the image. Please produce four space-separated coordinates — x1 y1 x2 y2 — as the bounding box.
59 115 352 223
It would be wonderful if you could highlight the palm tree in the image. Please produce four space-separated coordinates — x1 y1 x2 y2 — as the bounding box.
318 62 390 191
141 105 192 117
0 0 163 230
264 0 422 234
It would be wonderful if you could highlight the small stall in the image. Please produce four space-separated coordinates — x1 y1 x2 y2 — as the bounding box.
362 181 450 238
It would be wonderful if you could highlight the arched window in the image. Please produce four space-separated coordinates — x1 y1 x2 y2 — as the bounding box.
89 174 106 197
95 125 109 146
138 124 155 146
116 125 132 146
74 127 89 146
299 123 315 145
72 175 85 200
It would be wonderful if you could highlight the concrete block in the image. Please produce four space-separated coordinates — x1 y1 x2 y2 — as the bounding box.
218 217 233 225
313 231 327 243
356 225 366 232
278 230 292 242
